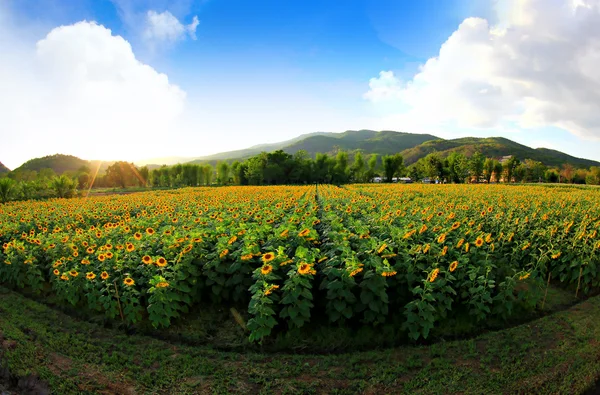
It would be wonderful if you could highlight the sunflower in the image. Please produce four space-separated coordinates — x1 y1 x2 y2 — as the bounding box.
156 282 170 288
106 252 114 259
298 229 310 237
219 249 229 258
60 274 69 281
451 222 461 230
419 224 428 234
134 232 142 240
98 254 106 262
241 254 254 261
69 270 78 277
262 252 275 263
423 244 431 254
441 246 448 256
551 251 561 259
183 245 193 254
99 271 109 280
280 229 289 238
264 284 279 296
228 236 237 245
156 257 167 267
53 269 60 276
126 243 135 252
464 242 470 253
475 237 484 248
437 233 446 243
522 242 531 251
146 228 155 235
518 272 531 281
403 230 416 239
123 277 135 286
449 261 458 272
86 272 96 280
142 255 153 265
429 268 440 282
381 271 397 277
298 263 312 275
81 259 90 265
377 243 387 254
86 247 94 254
261 264 273 275
485 234 493 243
349 267 363 277
105 243 113 250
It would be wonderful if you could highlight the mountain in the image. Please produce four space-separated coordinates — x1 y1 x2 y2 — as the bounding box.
135 157 200 167
187 130 439 165
283 130 439 156
12 154 116 175
0 161 10 174
400 137 600 168
187 132 331 164
13 154 90 174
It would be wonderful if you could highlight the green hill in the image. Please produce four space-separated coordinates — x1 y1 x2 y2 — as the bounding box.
12 154 116 175
282 130 439 156
0 161 9 174
400 137 600 167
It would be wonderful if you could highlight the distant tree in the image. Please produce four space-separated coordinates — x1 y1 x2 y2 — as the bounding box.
245 154 266 185
446 152 469 183
289 150 312 184
469 152 485 183
51 175 77 198
170 164 184 187
586 166 600 185
366 154 379 182
313 153 334 184
0 178 15 203
350 151 366 183
202 164 214 185
560 163 575 183
483 158 494 183
382 153 404 182
422 153 444 180
217 161 230 185
493 161 503 183
503 156 520 183
139 166 150 187
106 161 139 188
545 168 559 183
333 151 350 184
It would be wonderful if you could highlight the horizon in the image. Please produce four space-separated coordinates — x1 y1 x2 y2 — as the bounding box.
2 0 600 169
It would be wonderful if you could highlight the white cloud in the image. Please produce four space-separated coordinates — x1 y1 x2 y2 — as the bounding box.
144 10 199 44
0 20 187 168
365 0 600 140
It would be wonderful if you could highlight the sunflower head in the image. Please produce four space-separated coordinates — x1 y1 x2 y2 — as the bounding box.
298 263 312 275
101 271 109 280
123 277 135 286
142 255 153 265
156 257 167 267
449 261 458 272
86 272 96 280
261 264 273 275
262 252 275 263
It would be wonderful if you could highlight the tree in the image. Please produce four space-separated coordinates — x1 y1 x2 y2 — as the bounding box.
366 154 379 182
0 178 15 203
422 153 444 180
446 152 469 183
51 175 77 198
350 151 366 183
332 151 349 184
469 152 485 183
382 153 404 182
217 162 230 185
493 161 503 183
245 154 266 185
484 158 494 183
105 161 138 188
586 166 600 185
202 164 214 185
560 163 574 183
503 156 520 183
139 166 150 187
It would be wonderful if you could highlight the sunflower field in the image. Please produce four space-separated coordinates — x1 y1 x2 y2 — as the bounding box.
1 184 599 341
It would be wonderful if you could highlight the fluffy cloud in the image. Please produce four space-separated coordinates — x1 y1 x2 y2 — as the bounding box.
365 0 600 139
0 20 187 167
144 10 199 43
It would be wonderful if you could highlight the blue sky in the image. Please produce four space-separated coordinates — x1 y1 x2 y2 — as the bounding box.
1 0 600 167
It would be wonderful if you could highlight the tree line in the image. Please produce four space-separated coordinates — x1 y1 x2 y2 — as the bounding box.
2 149 600 202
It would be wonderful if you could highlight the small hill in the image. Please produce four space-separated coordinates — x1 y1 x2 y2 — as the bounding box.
0 161 9 174
400 137 600 167
283 130 439 156
188 132 332 164
13 154 90 174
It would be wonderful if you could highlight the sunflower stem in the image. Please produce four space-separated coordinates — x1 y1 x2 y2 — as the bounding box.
542 271 551 310
113 280 125 323
575 266 583 299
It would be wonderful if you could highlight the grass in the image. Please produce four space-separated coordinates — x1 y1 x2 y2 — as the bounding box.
2 285 600 394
